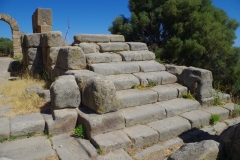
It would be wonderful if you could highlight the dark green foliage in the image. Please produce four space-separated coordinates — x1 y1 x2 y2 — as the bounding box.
109 0 240 92
0 37 12 55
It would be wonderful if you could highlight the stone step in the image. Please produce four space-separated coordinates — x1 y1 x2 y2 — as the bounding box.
98 42 129 52
159 98 201 117
89 61 165 76
85 52 122 64
91 130 132 152
106 74 140 90
116 89 158 109
119 50 155 61
118 103 166 127
202 106 230 121
147 116 191 142
133 71 177 86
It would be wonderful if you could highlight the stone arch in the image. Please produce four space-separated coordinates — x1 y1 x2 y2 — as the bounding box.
0 14 24 56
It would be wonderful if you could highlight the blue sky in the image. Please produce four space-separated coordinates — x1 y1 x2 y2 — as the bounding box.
0 0 239 46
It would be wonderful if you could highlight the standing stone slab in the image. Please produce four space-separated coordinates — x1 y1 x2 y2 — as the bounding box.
86 53 122 64
123 125 159 149
50 75 80 109
10 113 45 137
0 118 10 139
74 34 110 43
202 106 229 121
151 85 178 102
98 42 129 52
91 130 132 152
118 103 166 127
148 116 191 141
56 46 86 70
45 109 78 135
0 136 57 160
168 140 220 160
65 70 98 91
127 42 148 51
26 48 43 66
52 133 97 160
76 107 125 139
90 62 140 76
158 98 201 117
82 75 120 114
116 89 158 109
107 74 140 90
180 110 211 128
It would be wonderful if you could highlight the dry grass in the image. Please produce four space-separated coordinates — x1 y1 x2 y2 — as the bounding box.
0 71 46 117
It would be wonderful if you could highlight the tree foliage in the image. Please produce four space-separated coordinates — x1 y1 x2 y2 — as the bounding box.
0 37 13 54
109 0 240 91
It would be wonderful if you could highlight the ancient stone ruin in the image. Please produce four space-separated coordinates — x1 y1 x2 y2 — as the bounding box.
1 8 238 160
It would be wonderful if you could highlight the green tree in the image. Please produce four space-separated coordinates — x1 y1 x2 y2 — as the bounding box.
0 37 13 55
109 0 240 90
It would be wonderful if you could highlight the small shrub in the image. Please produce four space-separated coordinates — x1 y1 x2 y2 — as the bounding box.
232 104 240 118
148 82 156 87
210 114 220 125
96 148 103 154
137 85 146 90
181 91 195 100
132 84 138 89
12 55 23 63
212 90 224 106
27 132 34 138
74 125 85 138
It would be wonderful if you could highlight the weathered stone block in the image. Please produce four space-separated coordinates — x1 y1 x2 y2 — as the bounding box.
123 125 159 149
98 42 129 52
82 75 119 114
167 83 188 97
45 109 78 135
38 25 52 33
27 48 43 66
86 53 122 64
151 85 178 102
76 107 125 139
119 103 166 127
136 61 166 72
127 42 148 51
46 47 61 65
50 75 80 109
108 35 125 42
165 65 187 76
74 34 109 43
10 113 45 137
203 106 229 121
91 130 132 152
79 42 98 54
148 116 191 141
28 64 43 76
107 74 140 90
56 46 86 70
0 118 10 139
32 8 52 33
95 149 132 160
38 90 51 103
24 33 42 48
42 31 62 47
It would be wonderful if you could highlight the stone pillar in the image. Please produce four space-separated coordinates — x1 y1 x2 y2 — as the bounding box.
32 8 52 33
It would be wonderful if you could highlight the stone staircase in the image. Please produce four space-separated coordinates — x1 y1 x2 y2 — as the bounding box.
61 34 231 154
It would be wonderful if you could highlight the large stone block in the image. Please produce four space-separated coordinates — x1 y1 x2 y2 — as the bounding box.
119 103 166 127
95 149 132 160
42 31 62 47
50 75 81 109
65 70 98 91
86 53 122 64
136 61 166 72
76 107 125 139
151 85 178 102
46 47 61 65
108 35 125 42
165 65 187 76
27 48 43 66
32 8 52 33
148 116 191 141
82 75 120 114
0 118 10 139
50 66 67 81
202 106 229 121
179 67 213 100
79 42 98 54
24 33 42 48
123 125 159 149
38 25 52 33
45 109 78 135
119 50 155 61
28 64 43 76
74 34 110 43
127 42 148 51
56 46 86 70
98 42 129 52
10 113 45 137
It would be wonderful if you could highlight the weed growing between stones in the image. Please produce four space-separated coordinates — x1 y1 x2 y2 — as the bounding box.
232 104 240 118
27 132 34 138
74 124 85 138
0 70 46 117
148 82 157 87
132 84 138 89
212 90 224 106
181 91 195 100
96 148 103 154
210 114 220 125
